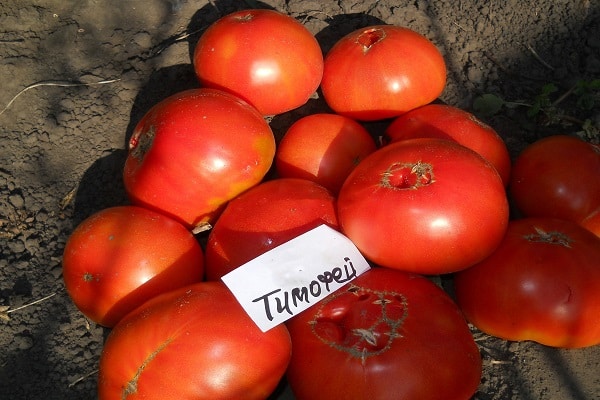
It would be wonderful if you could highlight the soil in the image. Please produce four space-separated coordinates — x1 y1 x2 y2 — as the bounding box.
1 0 599 399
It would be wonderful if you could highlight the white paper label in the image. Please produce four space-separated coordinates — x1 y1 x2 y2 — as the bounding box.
221 224 371 332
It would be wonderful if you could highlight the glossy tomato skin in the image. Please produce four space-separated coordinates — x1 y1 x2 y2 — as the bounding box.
286 267 482 400
193 9 323 116
275 113 377 194
385 103 511 186
205 178 339 280
62 206 204 327
337 138 509 274
510 135 600 223
123 88 275 230
454 218 600 348
321 25 446 121
98 281 292 399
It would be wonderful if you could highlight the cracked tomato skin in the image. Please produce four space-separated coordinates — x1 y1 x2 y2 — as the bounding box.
98 281 292 400
123 88 276 230
62 205 204 328
337 138 509 274
286 267 482 400
454 217 600 348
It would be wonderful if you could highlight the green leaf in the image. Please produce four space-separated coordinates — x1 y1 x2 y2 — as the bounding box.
473 94 505 117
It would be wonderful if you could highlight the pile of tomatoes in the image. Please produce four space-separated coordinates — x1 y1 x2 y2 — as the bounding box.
61 8 600 400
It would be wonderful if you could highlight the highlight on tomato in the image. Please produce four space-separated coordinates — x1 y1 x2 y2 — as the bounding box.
204 178 339 281
62 206 204 327
275 113 378 194
286 267 482 400
123 88 276 231
193 9 324 116
385 103 511 186
98 281 292 400
320 25 446 121
337 138 509 275
509 134 600 224
453 217 600 348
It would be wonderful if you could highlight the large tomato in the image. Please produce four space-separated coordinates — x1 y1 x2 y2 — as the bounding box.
98 281 292 399
320 25 446 121
453 217 600 348
62 206 204 327
193 9 323 116
204 178 338 280
385 103 511 186
123 88 275 231
337 138 509 274
510 134 600 223
275 113 377 194
286 267 482 400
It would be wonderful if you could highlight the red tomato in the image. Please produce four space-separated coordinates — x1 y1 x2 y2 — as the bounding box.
275 113 377 194
385 103 511 186
337 138 509 274
98 281 292 399
205 178 338 280
320 25 446 121
193 9 323 116
581 208 600 237
62 206 204 327
286 267 482 400
510 135 600 223
454 218 600 348
123 88 275 231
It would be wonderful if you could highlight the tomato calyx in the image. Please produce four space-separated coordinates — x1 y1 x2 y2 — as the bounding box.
356 28 386 53
129 125 155 161
380 161 434 190
309 284 408 365
524 226 573 248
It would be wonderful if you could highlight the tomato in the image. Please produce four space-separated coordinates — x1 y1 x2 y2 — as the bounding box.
286 267 481 400
385 103 511 186
98 281 292 399
581 208 600 237
453 217 600 348
337 138 509 274
510 135 600 224
275 113 377 194
123 88 275 231
320 25 446 121
193 9 323 116
62 206 204 327
205 178 338 281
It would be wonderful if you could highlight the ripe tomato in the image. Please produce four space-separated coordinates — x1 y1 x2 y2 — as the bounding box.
62 206 204 327
275 113 377 194
320 25 446 121
98 281 292 399
123 88 275 231
337 138 509 274
286 267 482 400
204 178 338 281
193 9 323 116
510 135 600 223
453 217 600 348
385 103 511 186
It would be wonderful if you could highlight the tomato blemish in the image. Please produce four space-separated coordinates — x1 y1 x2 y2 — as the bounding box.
357 28 386 53
524 226 573 248
130 125 156 161
123 337 174 399
309 286 408 362
380 161 434 190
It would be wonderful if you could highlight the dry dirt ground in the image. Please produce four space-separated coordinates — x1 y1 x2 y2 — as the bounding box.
1 1 599 399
